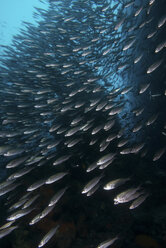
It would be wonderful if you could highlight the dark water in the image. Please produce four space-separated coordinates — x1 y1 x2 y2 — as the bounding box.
0 0 166 248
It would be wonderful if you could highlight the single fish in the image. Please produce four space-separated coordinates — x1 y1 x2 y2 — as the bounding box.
7 207 35 221
27 179 46 192
147 60 163 74
53 155 71 166
153 147 166 161
97 153 116 165
139 82 150 94
104 177 130 190
0 226 18 239
45 172 68 184
129 193 149 209
114 186 142 204
97 236 118 248
48 187 68 207
38 225 59 248
82 174 104 194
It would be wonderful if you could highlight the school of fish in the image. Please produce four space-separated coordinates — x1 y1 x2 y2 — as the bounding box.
0 0 165 247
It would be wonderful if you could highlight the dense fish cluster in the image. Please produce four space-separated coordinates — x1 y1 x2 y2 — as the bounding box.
0 0 166 247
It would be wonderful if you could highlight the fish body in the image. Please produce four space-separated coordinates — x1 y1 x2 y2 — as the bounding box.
114 186 141 204
82 174 103 194
48 187 68 207
0 226 18 239
22 194 40 209
7 207 34 221
27 179 45 192
153 147 166 161
53 155 71 166
104 178 130 190
45 172 68 184
139 83 150 94
97 236 118 248
123 39 135 51
147 60 163 74
38 225 59 248
97 153 116 166
129 193 149 209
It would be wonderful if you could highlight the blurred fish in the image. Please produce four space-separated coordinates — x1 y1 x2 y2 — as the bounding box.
97 153 116 166
129 193 149 209
82 174 104 194
0 226 18 239
104 177 130 190
139 83 150 94
147 59 163 74
7 207 35 221
38 225 59 248
0 221 15 231
158 15 166 28
153 147 166 161
97 236 118 248
22 194 40 209
27 179 46 192
45 172 68 184
48 186 68 207
114 186 141 204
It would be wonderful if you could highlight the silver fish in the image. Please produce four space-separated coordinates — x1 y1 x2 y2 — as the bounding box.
139 82 150 94
82 174 103 194
0 226 18 239
27 179 45 192
4 148 24 157
134 54 143 64
86 183 100 197
38 225 59 248
97 153 116 165
146 113 158 126
97 236 118 248
104 177 130 190
103 120 115 131
147 59 163 74
7 207 35 221
9 198 28 211
48 187 68 207
117 139 128 148
45 172 68 184
147 30 157 39
99 156 115 170
129 193 149 209
114 18 125 30
0 182 20 196
155 40 166 53
134 6 143 17
114 186 141 204
158 15 166 28
29 213 41 226
0 221 15 230
65 126 80 137
123 39 135 51
6 156 29 168
53 155 71 166
39 205 55 219
86 161 99 172
22 194 40 209
91 124 103 135
153 147 166 161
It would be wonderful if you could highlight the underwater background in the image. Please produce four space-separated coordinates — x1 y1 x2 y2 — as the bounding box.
0 0 166 248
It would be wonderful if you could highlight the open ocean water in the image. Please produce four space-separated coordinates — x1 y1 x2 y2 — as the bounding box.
0 0 166 248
